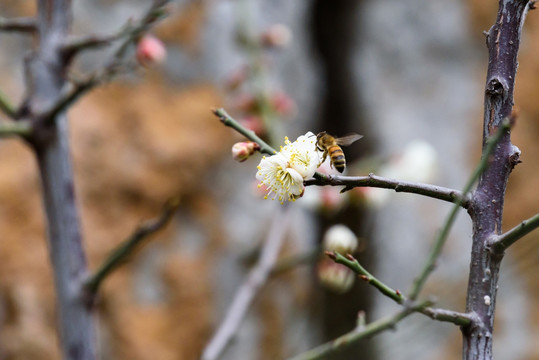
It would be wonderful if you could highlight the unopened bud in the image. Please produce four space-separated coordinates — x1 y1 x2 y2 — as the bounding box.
323 224 358 254
136 35 166 67
239 116 266 135
232 142 259 162
271 91 296 117
260 24 292 48
225 67 248 91
317 260 355 293
232 94 258 113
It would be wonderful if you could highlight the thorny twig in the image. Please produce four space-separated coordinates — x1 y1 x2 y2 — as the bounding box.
327 252 473 327
213 107 468 206
490 212 539 254
0 16 36 33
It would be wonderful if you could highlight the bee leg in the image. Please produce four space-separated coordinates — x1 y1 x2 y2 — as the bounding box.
321 151 328 164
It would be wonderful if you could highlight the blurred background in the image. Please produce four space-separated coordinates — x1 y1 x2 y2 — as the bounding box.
0 0 538 359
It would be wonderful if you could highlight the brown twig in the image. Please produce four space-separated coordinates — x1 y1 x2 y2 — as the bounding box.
201 206 292 360
84 197 180 298
0 16 37 33
490 212 539 254
306 173 469 208
39 0 171 122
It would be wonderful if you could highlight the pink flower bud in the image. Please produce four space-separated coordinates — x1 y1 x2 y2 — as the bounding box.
239 116 266 135
260 24 292 48
271 91 296 117
232 142 259 162
232 94 258 113
136 35 167 67
225 67 248 91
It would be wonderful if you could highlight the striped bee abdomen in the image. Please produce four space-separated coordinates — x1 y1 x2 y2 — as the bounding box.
328 145 346 172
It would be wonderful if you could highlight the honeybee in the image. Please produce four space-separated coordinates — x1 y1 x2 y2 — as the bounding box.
316 132 363 173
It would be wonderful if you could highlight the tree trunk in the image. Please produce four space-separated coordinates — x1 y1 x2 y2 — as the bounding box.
462 1 531 359
24 1 97 359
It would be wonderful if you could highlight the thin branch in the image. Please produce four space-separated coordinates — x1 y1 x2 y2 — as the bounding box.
490 212 539 253
270 249 320 276
327 251 405 303
0 121 32 138
61 26 131 61
287 300 432 360
306 173 469 208
214 107 471 208
421 307 476 327
213 108 277 155
201 206 292 360
84 197 180 297
407 117 512 301
39 0 171 121
43 73 113 122
61 0 170 62
0 88 17 118
0 16 37 33
327 252 472 327
111 0 171 63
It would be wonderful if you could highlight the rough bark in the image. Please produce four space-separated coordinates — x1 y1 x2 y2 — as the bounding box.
23 1 97 359
462 1 531 359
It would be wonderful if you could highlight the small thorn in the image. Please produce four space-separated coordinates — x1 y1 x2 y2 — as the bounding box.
360 275 369 281
345 253 355 261
325 251 337 260
356 311 366 328
395 289 402 296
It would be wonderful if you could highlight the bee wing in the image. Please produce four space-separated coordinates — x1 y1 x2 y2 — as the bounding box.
335 133 363 146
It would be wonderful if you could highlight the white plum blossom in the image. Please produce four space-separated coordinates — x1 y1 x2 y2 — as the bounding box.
256 153 305 202
256 132 321 203
280 132 320 178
